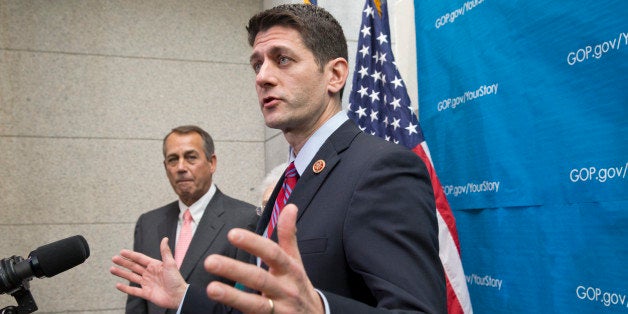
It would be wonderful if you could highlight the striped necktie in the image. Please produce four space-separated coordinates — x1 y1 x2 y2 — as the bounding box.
267 162 298 238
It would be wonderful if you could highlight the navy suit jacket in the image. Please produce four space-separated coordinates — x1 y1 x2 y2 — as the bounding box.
182 121 446 313
126 188 258 314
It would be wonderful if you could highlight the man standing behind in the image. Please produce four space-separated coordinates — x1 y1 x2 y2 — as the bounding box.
126 125 258 314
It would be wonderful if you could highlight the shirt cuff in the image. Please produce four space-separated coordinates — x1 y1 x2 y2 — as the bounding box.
315 289 331 314
175 284 190 314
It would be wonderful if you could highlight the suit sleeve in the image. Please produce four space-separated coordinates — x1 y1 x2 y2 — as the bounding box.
180 285 230 314
126 215 149 313
326 148 446 313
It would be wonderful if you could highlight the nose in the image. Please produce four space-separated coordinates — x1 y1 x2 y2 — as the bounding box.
175 159 188 172
255 61 278 88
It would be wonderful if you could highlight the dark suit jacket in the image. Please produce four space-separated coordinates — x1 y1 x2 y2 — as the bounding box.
182 120 446 313
126 188 258 314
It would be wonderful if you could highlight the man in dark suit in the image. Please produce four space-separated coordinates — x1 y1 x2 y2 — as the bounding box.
111 4 445 313
124 125 258 314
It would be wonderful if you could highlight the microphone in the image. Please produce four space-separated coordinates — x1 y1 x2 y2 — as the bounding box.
0 235 90 295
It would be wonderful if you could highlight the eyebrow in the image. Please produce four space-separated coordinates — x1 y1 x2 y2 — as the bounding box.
249 51 260 64
249 45 293 64
166 149 199 158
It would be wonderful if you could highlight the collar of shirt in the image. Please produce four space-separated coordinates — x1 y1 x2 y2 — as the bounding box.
290 111 348 175
177 183 216 223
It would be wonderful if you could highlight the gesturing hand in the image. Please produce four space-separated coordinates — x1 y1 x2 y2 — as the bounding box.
110 237 188 309
204 204 324 314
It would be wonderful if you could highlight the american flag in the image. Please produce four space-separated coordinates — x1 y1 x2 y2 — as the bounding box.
347 1 472 313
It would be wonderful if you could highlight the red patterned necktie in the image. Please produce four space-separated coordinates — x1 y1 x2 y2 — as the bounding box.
267 162 299 238
174 209 193 269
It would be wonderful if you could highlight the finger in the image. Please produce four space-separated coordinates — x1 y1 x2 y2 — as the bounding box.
159 237 176 266
111 255 148 276
109 264 143 284
115 282 147 299
276 204 302 263
204 254 282 296
119 249 156 268
225 228 293 275
206 281 273 314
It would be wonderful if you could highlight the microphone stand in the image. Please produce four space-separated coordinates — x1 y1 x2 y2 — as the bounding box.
1 285 37 314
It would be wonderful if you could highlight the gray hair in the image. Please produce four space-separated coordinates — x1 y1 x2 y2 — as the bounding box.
163 125 214 160
258 162 289 198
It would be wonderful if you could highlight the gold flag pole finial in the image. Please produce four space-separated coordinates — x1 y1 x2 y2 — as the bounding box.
374 0 382 17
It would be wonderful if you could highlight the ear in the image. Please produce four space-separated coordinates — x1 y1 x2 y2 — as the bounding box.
326 57 349 95
208 154 217 174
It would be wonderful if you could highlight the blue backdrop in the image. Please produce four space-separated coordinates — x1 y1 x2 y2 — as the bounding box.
414 0 627 312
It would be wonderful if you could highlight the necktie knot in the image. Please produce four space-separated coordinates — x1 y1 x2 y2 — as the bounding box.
285 162 298 179
183 208 193 223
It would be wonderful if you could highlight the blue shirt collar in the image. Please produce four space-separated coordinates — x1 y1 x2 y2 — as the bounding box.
289 111 348 175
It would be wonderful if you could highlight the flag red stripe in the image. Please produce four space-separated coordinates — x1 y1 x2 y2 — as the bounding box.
412 144 461 250
412 143 469 313
446 273 464 314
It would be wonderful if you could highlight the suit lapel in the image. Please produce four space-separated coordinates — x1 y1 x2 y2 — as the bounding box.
289 121 360 222
157 204 179 256
288 152 338 224
178 190 226 279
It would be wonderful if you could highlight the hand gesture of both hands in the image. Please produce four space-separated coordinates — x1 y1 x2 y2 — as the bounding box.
110 204 324 314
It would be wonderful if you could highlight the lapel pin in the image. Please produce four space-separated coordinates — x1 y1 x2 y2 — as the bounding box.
312 159 325 174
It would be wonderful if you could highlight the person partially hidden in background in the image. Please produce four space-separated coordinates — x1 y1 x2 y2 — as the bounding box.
125 125 258 314
255 162 289 216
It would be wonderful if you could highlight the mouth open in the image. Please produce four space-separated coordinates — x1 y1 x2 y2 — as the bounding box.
262 96 279 108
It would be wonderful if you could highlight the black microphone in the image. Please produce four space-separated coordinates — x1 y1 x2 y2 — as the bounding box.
0 235 90 295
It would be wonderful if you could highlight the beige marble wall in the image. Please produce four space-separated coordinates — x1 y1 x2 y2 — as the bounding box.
0 1 264 312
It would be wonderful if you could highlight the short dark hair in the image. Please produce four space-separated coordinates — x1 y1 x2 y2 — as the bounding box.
246 4 348 95
163 125 214 160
